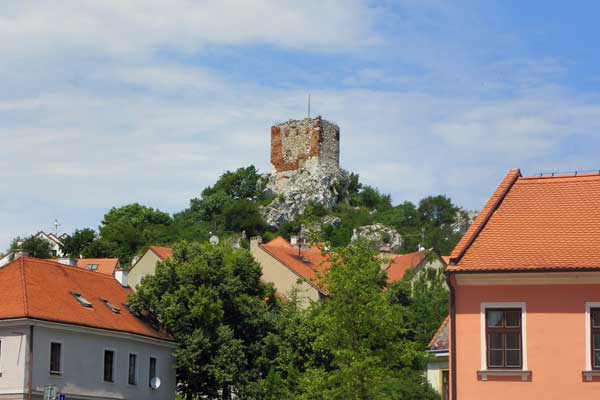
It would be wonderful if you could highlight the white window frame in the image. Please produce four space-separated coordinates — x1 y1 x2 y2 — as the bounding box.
480 302 528 371
127 352 139 386
102 348 117 384
585 302 600 371
49 340 64 377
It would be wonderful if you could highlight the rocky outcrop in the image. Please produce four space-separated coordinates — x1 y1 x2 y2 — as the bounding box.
351 224 403 253
261 165 350 228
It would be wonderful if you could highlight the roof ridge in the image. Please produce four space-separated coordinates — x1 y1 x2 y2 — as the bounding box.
22 257 119 281
449 168 521 265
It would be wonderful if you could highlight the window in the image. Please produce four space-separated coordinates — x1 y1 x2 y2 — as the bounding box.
591 308 600 370
50 342 62 375
86 264 99 271
148 357 157 387
485 308 522 369
104 350 115 382
128 354 137 385
100 298 121 314
71 292 93 308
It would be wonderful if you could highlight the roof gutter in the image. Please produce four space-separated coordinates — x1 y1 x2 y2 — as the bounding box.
445 271 457 400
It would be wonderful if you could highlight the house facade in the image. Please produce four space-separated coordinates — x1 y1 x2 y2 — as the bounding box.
427 317 449 400
128 246 173 290
0 257 176 400
446 169 600 399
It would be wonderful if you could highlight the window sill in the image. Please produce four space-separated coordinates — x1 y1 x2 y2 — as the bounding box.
49 371 63 378
478 370 531 381
582 371 600 381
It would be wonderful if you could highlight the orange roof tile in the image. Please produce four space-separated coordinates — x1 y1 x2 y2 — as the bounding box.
76 258 119 276
385 251 428 283
0 257 172 341
259 237 330 295
441 256 451 266
448 170 600 272
149 246 173 261
428 316 449 351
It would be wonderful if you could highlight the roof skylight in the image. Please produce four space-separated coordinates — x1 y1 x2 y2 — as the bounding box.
100 298 121 314
86 264 99 271
71 292 93 308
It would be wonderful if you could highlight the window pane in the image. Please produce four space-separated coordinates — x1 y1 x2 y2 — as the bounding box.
506 350 521 367
50 343 61 373
594 351 600 368
488 332 503 349
505 311 521 327
505 333 521 350
593 310 600 328
104 350 114 382
487 310 504 327
149 357 157 387
489 350 503 367
128 354 137 385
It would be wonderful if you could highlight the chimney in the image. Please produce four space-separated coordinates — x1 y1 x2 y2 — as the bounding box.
250 236 263 251
290 235 298 247
114 269 129 287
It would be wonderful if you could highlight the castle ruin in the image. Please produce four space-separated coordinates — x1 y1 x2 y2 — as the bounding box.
270 116 340 174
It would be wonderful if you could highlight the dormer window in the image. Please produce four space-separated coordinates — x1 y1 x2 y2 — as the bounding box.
100 298 121 314
86 264 99 271
71 292 93 308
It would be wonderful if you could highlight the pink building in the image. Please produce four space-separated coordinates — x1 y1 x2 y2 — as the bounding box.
446 169 600 399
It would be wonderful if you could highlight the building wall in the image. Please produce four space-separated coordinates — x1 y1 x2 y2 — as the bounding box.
250 242 321 308
31 324 176 400
0 326 28 398
128 251 162 291
455 283 600 399
426 357 448 396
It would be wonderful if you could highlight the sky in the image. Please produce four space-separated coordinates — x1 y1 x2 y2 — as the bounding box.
2 1 600 250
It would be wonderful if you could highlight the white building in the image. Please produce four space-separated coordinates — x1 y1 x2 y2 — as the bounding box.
0 257 176 400
34 231 66 258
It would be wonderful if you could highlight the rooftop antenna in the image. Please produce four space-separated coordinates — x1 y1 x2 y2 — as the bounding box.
53 219 61 236
307 93 311 118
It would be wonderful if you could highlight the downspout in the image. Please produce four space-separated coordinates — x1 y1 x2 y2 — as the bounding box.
28 325 34 400
445 273 457 400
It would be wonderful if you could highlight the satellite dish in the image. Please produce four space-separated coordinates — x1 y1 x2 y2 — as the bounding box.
209 235 220 245
150 377 161 390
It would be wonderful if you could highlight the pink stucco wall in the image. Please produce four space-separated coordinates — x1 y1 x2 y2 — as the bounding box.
455 284 600 399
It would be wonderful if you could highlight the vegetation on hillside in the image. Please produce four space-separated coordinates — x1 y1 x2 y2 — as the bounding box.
6 165 469 265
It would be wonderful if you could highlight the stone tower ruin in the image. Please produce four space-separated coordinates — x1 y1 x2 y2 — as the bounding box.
270 116 340 174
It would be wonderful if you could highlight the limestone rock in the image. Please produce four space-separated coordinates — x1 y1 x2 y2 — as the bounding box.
351 224 403 253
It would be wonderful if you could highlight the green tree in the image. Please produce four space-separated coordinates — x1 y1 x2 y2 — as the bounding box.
9 235 53 259
99 203 173 264
390 265 449 347
296 243 438 400
203 166 262 200
129 241 277 400
60 228 96 257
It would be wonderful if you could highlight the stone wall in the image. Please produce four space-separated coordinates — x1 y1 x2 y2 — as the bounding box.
271 116 339 173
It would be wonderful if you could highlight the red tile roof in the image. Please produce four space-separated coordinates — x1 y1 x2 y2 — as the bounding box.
149 246 173 261
385 251 428 283
448 170 600 272
428 316 449 351
0 257 172 341
76 258 119 276
259 237 330 295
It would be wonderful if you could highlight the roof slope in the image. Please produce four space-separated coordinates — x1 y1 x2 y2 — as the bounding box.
149 246 173 261
76 258 119 275
448 170 600 271
385 251 427 283
428 316 449 351
259 237 330 295
0 257 172 341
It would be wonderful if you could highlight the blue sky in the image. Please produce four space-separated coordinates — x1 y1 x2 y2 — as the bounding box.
2 1 600 250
